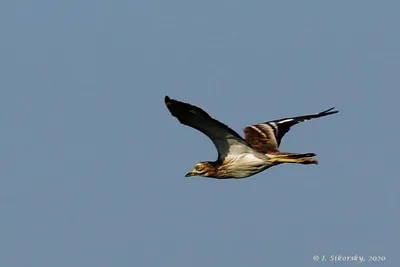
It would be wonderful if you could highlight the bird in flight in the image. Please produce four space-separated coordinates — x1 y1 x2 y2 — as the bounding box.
165 96 338 179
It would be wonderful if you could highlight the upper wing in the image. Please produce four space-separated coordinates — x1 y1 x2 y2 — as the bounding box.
165 96 253 160
243 107 339 153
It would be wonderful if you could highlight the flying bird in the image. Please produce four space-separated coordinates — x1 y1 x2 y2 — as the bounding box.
165 96 338 179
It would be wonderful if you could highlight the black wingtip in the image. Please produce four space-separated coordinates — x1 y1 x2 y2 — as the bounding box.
321 107 339 116
165 96 177 107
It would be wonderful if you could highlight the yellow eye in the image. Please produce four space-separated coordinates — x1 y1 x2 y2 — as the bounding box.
195 164 203 171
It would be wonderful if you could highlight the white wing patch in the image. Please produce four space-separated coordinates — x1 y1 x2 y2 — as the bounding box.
277 118 294 124
267 122 278 132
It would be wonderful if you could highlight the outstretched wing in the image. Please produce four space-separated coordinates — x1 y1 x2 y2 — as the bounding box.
165 96 253 160
243 107 339 153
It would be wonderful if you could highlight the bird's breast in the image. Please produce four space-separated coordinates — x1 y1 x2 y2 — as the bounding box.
220 153 270 178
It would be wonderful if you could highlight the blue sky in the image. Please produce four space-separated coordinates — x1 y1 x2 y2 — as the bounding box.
1 0 399 266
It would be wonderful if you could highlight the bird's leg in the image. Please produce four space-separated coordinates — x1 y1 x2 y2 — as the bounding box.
268 157 318 165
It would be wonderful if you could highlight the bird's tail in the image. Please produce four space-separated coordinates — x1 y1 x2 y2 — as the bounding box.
267 152 318 165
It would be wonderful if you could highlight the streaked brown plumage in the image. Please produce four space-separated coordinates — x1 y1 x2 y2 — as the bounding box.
165 96 338 179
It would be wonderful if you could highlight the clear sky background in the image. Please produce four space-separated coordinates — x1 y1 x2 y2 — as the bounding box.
1 1 399 266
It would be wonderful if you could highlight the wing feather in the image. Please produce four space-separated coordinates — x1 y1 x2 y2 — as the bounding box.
165 96 252 160
244 107 339 153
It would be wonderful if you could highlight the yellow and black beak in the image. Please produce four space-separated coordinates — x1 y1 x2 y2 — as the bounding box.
185 170 199 177
185 170 196 177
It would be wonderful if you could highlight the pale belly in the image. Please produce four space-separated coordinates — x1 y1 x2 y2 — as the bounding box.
221 153 273 178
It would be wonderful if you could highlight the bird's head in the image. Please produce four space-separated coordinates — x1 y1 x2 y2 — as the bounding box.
185 162 216 177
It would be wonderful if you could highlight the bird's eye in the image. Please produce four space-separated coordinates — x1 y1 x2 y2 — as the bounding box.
195 165 203 171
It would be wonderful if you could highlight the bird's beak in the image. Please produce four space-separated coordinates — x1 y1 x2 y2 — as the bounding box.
185 171 195 177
